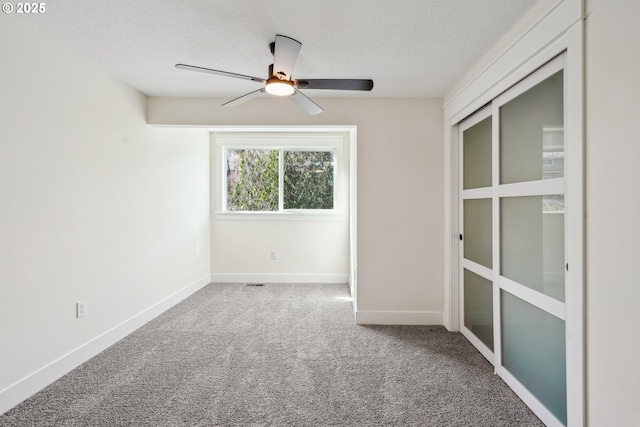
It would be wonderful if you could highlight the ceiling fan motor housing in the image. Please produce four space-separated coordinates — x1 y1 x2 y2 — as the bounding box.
268 64 288 81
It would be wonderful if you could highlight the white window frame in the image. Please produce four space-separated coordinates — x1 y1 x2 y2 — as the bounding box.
214 132 346 221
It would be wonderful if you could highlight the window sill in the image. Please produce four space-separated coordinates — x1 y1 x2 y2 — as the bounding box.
214 210 345 221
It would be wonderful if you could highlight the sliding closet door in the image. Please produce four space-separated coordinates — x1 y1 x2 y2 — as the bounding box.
460 55 569 426
459 108 494 361
497 59 567 425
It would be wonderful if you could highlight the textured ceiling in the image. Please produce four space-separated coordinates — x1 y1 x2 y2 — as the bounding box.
28 0 539 98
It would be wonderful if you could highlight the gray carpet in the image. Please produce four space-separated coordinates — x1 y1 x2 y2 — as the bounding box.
1 283 543 426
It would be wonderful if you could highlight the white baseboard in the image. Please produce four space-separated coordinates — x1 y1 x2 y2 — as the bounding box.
211 273 349 284
355 310 443 325
0 273 212 415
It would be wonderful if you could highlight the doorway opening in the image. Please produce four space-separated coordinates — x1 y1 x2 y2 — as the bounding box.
208 126 358 317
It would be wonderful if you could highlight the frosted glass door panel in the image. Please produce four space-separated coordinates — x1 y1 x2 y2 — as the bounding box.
500 70 564 184
463 116 492 189
463 198 492 269
464 269 493 350
501 196 565 301
502 291 567 424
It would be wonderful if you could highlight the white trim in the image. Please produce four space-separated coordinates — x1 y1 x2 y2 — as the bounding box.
211 273 349 284
491 98 502 374
214 211 345 221
461 187 492 200
500 276 566 321
497 178 564 198
187 125 358 133
461 259 493 282
563 20 585 427
348 127 358 319
212 132 347 147
0 274 212 416
443 119 460 331
355 310 443 326
278 149 284 211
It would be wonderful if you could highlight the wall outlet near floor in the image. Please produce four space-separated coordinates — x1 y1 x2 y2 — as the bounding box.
76 300 87 318
271 250 279 260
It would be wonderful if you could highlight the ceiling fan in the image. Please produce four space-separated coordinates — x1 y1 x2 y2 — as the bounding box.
175 34 374 115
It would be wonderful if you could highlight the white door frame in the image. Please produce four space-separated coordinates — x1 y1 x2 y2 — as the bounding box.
443 1 584 424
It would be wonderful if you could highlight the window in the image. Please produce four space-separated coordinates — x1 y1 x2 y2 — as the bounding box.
215 132 345 217
226 149 335 211
226 149 279 211
283 151 335 210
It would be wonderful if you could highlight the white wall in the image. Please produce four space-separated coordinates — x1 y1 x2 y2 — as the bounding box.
584 0 640 425
149 97 445 323
210 133 350 283
210 220 349 282
0 18 210 410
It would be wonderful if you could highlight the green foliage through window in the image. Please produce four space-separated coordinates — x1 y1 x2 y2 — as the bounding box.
284 151 334 209
226 149 335 212
227 149 279 211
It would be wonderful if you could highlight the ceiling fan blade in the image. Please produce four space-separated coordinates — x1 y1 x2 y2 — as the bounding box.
295 79 374 91
289 90 323 116
272 35 302 80
222 89 266 107
176 64 265 83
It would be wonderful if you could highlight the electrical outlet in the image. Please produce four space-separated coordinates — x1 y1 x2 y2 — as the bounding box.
76 300 86 318
271 250 279 260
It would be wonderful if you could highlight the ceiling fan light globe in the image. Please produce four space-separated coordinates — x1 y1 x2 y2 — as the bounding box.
265 79 295 96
